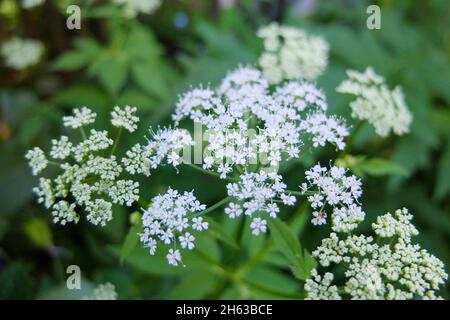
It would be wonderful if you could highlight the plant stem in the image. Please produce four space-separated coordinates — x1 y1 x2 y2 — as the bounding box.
110 127 123 156
184 162 237 182
195 196 231 216
80 127 87 140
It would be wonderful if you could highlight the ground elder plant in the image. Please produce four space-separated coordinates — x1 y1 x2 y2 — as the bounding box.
25 24 447 300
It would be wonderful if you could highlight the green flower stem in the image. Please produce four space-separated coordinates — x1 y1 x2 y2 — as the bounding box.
110 127 123 156
184 162 238 182
285 189 315 196
138 197 149 208
195 196 232 216
80 127 87 140
48 160 62 167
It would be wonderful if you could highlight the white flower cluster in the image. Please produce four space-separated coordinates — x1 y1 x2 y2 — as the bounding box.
1 37 44 70
305 208 448 300
83 282 118 300
226 171 296 235
63 106 96 129
25 147 48 175
170 66 348 179
111 105 139 132
336 67 412 137
139 188 208 266
301 163 363 230
21 0 45 9
113 0 161 18
257 23 329 84
146 127 194 169
26 106 141 227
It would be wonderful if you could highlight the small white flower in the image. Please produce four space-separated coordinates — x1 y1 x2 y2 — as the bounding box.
167 249 182 266
311 211 327 226
179 232 195 250
250 217 267 236
224 202 243 219
192 217 208 231
111 105 139 132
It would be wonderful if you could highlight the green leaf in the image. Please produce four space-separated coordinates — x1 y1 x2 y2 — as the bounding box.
125 24 161 59
268 219 316 281
52 51 91 71
51 83 110 109
131 62 168 99
118 88 158 111
88 58 127 96
268 219 301 263
109 245 188 276
290 249 317 281
205 218 239 249
243 265 299 295
23 218 52 248
337 155 408 177
167 271 217 299
120 224 142 263
84 4 122 19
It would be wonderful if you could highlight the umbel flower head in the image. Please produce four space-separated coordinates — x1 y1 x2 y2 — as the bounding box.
168 66 348 180
337 67 412 137
300 162 364 230
257 23 329 84
25 106 141 227
305 208 448 300
1 37 44 70
139 188 208 266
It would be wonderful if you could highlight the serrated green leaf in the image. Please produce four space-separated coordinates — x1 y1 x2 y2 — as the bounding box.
268 218 301 263
290 249 317 281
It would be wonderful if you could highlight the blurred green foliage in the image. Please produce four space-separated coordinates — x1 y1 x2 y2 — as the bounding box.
0 0 449 299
